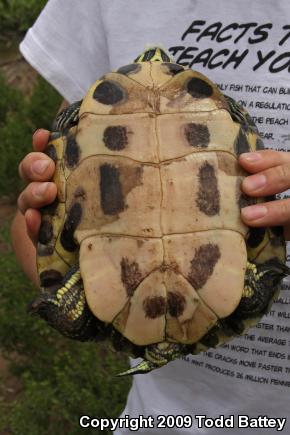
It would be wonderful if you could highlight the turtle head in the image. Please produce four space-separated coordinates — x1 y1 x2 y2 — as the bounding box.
134 47 173 63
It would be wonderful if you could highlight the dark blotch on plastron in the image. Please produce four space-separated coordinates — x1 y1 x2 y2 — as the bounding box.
196 162 220 216
45 144 57 163
167 291 186 317
41 199 59 216
93 80 125 105
143 296 166 319
187 77 213 99
117 63 141 76
184 123 210 148
218 155 241 176
121 257 143 297
60 202 82 251
236 178 257 209
246 227 266 248
37 244 54 257
103 126 128 151
239 192 257 209
38 220 53 245
256 137 265 150
40 269 63 287
188 243 221 290
100 164 125 215
163 63 184 75
234 127 250 155
65 133 80 168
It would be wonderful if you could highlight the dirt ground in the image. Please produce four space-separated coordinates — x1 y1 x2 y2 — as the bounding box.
0 39 38 96
0 198 16 226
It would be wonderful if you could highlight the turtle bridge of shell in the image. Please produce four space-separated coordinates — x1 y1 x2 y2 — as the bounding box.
43 62 260 346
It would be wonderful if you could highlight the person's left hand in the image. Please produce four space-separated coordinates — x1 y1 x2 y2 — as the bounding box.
239 150 290 240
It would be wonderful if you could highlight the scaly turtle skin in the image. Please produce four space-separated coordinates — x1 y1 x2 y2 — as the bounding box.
30 47 289 376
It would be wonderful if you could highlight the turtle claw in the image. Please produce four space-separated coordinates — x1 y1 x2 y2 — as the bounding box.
116 341 187 376
116 360 159 377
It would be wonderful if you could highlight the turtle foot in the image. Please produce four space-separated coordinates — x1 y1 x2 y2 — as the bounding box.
28 264 104 341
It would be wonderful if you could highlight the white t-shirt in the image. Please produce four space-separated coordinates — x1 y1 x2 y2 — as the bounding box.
20 1 290 434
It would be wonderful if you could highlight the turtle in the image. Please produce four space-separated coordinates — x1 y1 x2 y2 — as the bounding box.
30 47 290 376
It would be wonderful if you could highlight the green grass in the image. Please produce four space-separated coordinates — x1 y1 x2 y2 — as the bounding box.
0 0 48 38
0 222 131 434
0 3 132 426
0 54 131 433
0 72 62 197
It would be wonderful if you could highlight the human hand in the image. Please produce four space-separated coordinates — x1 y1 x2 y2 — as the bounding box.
239 150 290 240
17 129 57 246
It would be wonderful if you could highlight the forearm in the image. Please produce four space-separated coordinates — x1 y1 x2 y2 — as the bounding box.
11 210 40 287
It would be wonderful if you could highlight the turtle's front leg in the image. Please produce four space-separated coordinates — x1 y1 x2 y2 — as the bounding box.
52 99 82 131
29 264 105 341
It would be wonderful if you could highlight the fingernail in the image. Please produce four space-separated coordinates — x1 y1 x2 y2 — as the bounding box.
34 182 49 197
241 205 267 221
243 174 266 191
32 160 50 175
32 128 43 138
240 152 262 162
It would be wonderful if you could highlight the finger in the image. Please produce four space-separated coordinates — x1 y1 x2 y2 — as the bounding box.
239 149 290 174
241 198 290 228
17 182 57 215
18 152 55 183
32 129 51 152
242 163 290 197
25 208 41 246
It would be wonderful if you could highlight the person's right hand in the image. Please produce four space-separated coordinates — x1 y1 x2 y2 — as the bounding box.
17 129 57 246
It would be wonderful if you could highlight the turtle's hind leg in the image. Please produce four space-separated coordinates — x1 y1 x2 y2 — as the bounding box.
219 258 290 336
116 342 188 377
29 264 104 341
237 258 290 319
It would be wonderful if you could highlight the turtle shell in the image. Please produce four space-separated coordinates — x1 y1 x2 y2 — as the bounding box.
37 60 286 354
